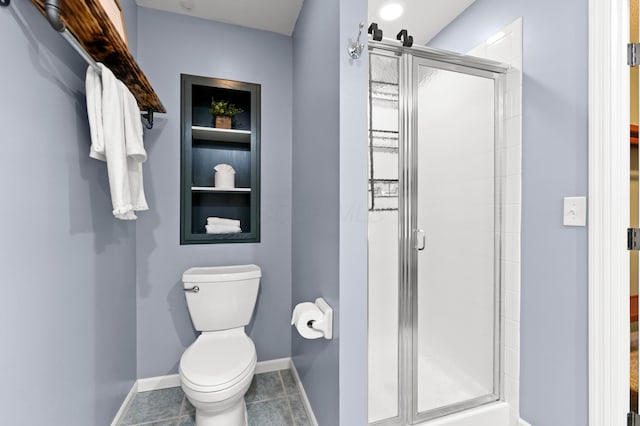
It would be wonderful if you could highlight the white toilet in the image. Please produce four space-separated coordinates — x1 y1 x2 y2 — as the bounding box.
179 264 261 426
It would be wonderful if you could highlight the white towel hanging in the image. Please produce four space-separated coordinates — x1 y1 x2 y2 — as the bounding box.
121 81 148 212
86 66 105 161
86 63 150 220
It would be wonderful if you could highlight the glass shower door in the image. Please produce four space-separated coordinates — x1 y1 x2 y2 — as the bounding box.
412 58 501 420
368 50 401 424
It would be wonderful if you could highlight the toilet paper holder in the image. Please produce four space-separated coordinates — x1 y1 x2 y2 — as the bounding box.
292 297 333 340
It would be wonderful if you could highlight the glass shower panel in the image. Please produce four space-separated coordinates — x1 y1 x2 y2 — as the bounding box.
415 62 498 416
368 51 400 424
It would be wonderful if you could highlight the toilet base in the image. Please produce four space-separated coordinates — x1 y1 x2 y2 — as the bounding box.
194 398 248 426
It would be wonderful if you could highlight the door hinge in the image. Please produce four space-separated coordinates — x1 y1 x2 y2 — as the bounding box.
629 228 640 250
629 43 640 67
628 412 640 426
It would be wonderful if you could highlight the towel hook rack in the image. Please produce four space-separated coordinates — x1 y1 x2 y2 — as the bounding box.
348 22 365 59
143 108 154 130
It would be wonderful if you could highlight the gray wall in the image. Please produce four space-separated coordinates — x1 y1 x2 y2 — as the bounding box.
291 0 369 424
0 1 138 424
337 0 369 424
120 0 138 57
135 8 293 378
430 2 588 425
292 0 340 423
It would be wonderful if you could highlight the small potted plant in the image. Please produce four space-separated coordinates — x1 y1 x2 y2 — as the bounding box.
209 98 243 129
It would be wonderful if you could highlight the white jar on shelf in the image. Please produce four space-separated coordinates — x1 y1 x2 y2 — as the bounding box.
214 164 235 189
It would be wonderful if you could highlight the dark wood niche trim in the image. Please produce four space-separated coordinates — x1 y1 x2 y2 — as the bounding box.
31 0 166 113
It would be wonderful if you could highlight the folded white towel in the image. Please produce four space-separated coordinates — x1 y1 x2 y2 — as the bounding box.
121 81 148 212
205 224 242 234
86 66 105 161
206 217 241 227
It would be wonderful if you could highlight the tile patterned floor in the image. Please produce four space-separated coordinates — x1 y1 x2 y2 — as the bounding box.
119 369 312 426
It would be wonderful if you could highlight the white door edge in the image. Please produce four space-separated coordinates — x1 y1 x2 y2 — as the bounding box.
588 0 631 425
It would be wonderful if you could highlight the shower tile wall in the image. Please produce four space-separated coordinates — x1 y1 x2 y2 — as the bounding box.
467 18 523 425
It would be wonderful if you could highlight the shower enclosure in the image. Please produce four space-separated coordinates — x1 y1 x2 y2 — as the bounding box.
368 41 508 425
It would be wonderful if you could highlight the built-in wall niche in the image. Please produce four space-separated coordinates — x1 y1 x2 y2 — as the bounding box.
180 74 261 244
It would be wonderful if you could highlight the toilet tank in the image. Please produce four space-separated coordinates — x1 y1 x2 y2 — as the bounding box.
182 264 261 332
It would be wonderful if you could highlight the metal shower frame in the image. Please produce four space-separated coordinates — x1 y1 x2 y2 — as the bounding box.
368 38 509 426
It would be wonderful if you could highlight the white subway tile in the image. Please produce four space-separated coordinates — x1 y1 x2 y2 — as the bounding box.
503 260 521 293
505 290 520 321
504 346 519 379
504 116 521 148
503 232 521 262
505 144 522 176
509 407 520 425
486 36 512 63
503 174 522 205
503 376 519 405
505 318 519 350
503 204 521 234
468 44 487 58
505 90 522 118
506 70 522 94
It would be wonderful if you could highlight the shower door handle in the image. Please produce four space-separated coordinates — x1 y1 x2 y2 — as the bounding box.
414 229 426 251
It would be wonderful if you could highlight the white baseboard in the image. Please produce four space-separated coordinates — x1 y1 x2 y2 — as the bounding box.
519 419 532 426
110 381 137 426
137 373 181 392
255 357 292 374
289 360 319 426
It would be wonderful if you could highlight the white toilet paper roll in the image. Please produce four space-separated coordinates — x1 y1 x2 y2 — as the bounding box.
291 302 324 339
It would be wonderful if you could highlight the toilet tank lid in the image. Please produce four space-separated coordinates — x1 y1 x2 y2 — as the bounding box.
183 264 261 283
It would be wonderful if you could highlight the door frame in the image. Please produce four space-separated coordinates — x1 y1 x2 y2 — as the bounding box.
588 0 631 424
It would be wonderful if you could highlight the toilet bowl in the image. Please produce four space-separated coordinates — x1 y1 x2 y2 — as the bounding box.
179 264 261 426
180 329 257 425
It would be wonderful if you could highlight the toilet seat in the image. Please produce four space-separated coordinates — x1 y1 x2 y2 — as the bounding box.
179 329 256 394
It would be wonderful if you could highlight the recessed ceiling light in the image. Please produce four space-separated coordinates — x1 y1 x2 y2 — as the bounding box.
379 3 404 21
486 31 506 45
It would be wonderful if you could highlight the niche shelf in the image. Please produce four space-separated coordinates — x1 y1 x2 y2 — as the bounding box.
31 0 165 113
191 187 251 193
192 126 251 143
181 74 261 244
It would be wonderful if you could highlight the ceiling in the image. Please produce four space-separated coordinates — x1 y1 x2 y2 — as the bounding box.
135 0 304 36
368 0 475 45
134 0 473 43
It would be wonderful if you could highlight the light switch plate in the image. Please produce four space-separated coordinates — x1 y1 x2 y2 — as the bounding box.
563 196 587 227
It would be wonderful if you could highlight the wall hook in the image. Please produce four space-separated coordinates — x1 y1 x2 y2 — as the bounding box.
142 108 154 130
348 22 365 59
368 23 383 41
396 29 413 47
0 0 10 7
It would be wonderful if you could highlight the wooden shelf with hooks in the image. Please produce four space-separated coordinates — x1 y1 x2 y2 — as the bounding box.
30 0 166 113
